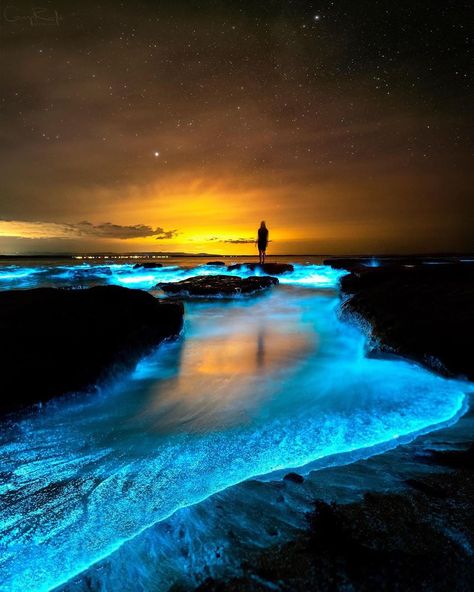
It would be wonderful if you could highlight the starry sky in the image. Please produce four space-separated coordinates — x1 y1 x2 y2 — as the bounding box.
0 0 472 255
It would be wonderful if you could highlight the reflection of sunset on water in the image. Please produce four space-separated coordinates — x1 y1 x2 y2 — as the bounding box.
145 297 316 431
194 322 313 376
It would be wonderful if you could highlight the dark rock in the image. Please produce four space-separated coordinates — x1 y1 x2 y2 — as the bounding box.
133 262 163 269
206 261 226 267
196 578 267 592
404 478 448 498
0 286 183 413
227 263 294 275
324 256 468 271
425 443 474 470
324 257 372 270
283 472 304 484
197 467 474 592
158 275 278 297
340 263 474 380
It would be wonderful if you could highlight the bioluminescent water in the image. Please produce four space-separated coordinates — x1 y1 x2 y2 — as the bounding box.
0 258 344 292
0 261 469 592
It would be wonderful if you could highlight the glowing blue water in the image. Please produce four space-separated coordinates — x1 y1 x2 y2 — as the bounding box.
0 261 346 291
0 263 469 592
365 257 380 267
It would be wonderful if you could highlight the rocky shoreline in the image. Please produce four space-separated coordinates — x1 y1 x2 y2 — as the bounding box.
190 261 474 592
0 285 184 413
192 427 474 592
338 262 474 381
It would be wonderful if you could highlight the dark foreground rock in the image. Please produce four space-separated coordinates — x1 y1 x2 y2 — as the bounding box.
196 454 474 592
0 286 183 413
283 472 305 484
133 262 163 269
158 274 278 297
340 263 474 380
324 256 378 270
227 262 294 275
206 261 226 266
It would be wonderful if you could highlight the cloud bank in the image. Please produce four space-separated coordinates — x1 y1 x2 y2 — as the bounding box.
222 238 256 244
0 220 177 240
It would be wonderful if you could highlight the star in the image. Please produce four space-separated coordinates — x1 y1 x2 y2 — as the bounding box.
154 151 160 157
314 15 321 21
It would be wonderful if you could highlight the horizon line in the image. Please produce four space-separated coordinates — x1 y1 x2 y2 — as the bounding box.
0 251 473 259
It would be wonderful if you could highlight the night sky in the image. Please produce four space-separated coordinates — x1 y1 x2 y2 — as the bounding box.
0 0 472 254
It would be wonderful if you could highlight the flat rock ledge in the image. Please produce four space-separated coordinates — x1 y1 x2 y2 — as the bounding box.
0 285 183 413
227 262 294 275
158 274 278 297
206 261 227 266
133 262 163 269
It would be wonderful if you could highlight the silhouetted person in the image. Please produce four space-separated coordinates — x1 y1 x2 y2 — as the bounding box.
256 221 269 264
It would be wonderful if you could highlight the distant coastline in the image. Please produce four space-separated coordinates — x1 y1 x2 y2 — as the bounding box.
0 252 473 261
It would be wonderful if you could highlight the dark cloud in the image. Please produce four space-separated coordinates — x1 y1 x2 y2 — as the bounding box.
72 221 177 240
0 219 177 240
207 237 255 244
221 238 256 244
155 230 178 240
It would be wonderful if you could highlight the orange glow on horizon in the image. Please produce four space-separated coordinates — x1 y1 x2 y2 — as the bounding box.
1 169 472 255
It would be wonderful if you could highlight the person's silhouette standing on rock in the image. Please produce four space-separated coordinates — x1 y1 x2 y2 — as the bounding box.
256 221 269 264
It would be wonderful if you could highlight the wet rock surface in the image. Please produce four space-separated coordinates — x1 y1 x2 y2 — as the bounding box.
206 261 227 266
227 262 294 275
158 274 278 296
195 459 474 592
339 263 474 380
324 256 378 270
0 285 183 413
283 472 305 484
133 262 163 269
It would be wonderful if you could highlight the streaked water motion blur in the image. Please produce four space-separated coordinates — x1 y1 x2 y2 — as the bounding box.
0 259 469 592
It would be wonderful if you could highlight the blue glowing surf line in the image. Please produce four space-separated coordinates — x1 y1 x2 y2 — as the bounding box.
4 394 468 592
0 270 34 280
258 394 469 482
10 390 469 592
0 266 43 283
0 262 348 291
0 264 470 592
364 257 380 267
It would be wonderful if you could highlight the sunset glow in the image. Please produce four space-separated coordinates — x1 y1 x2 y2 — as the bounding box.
1 3 473 591
0 2 472 255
